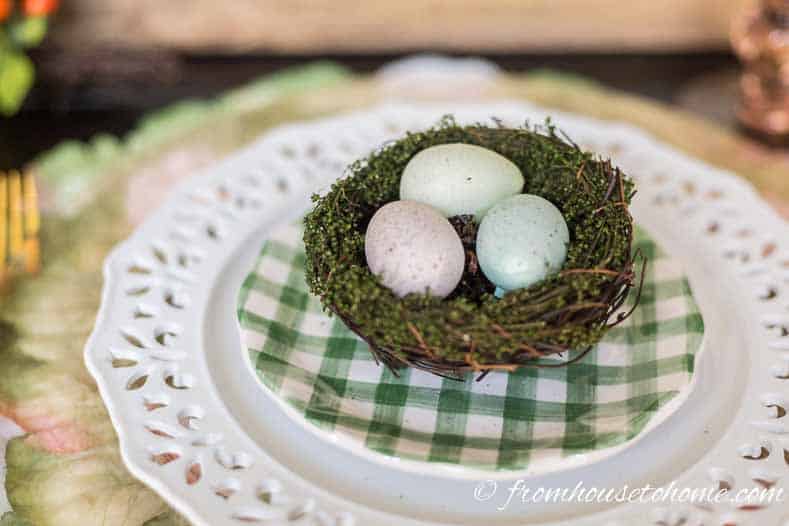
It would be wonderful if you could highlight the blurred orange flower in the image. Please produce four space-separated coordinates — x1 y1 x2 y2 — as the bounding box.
23 0 57 17
0 0 12 22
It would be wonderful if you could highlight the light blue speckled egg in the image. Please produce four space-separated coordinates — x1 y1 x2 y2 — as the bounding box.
400 143 524 219
476 194 569 292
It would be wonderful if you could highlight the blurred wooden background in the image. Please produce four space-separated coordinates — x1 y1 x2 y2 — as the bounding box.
3 0 761 170
52 0 748 53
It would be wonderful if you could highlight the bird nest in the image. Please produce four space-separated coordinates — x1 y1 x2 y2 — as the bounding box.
303 119 643 379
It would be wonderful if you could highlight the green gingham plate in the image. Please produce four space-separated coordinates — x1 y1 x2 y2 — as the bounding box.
238 222 704 471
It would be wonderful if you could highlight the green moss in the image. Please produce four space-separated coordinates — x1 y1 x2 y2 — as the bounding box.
303 119 637 376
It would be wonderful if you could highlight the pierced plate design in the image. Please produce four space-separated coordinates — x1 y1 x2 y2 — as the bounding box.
86 101 789 526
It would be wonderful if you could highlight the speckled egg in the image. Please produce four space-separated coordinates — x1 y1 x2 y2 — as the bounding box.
365 200 465 298
400 143 524 219
476 194 569 292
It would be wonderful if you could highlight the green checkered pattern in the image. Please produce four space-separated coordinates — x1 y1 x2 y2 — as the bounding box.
238 223 704 470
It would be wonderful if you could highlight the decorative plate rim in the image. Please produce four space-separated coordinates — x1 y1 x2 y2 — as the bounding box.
85 99 789 526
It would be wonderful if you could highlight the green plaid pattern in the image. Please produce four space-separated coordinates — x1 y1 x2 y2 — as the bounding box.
238 223 704 470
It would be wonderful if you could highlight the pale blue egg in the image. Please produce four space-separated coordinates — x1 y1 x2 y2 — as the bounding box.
476 194 569 292
400 143 524 219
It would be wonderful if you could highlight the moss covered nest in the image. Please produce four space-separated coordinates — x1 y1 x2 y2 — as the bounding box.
303 119 642 379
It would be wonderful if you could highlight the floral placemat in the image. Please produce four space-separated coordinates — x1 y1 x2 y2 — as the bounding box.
1 57 785 525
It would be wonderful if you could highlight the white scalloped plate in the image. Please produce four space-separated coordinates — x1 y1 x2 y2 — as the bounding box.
85 101 789 526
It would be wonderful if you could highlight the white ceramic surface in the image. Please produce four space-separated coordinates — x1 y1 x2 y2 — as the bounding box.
0 417 23 515
85 101 789 526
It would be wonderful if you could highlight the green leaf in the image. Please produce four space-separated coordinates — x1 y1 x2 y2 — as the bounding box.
0 512 34 526
10 17 48 48
0 51 34 116
0 27 10 50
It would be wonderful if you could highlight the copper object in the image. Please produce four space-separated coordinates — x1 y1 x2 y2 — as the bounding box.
0 170 41 289
732 0 789 144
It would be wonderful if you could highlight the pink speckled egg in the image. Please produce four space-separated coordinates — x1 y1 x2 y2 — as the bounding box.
365 200 465 298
